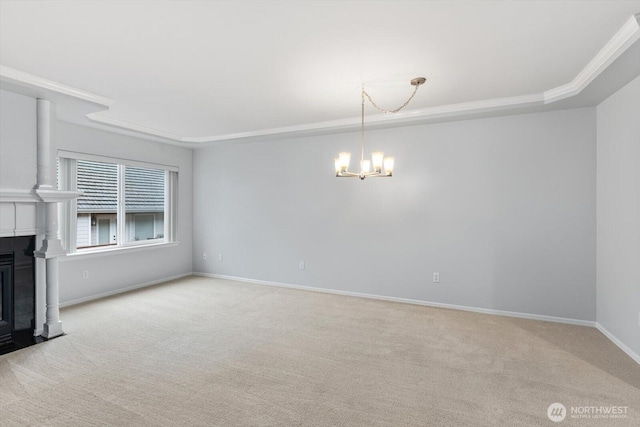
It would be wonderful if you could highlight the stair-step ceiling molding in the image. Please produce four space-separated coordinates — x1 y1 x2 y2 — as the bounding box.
0 66 112 125
1 13 638 146
543 13 640 103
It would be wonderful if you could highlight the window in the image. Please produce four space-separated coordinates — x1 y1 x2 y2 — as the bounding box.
76 160 118 249
58 152 178 253
125 166 165 243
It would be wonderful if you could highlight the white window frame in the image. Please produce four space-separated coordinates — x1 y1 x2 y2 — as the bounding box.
58 150 178 255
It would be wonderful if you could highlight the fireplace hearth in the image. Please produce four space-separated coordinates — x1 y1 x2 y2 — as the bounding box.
0 235 37 355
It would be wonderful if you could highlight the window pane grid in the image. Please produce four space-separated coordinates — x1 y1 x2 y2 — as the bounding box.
59 157 174 253
76 160 118 249
125 166 165 242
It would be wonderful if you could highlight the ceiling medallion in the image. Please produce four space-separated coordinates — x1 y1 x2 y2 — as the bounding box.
334 77 426 180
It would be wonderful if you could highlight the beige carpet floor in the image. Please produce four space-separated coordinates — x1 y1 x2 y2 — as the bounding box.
1 276 638 426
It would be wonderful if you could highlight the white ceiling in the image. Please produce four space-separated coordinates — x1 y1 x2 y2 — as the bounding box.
1 1 639 144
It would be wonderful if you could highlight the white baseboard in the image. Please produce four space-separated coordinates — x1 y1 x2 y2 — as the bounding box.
199 272 640 365
596 323 640 365
59 272 193 308
193 272 596 327
59 271 639 365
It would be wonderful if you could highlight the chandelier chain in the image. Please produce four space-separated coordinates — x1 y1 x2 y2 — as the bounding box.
335 77 425 179
362 83 420 114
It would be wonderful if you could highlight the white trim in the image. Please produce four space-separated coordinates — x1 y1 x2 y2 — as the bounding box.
58 150 179 172
0 198 39 237
59 241 179 261
0 65 113 107
0 189 39 202
545 14 640 103
2 13 635 146
194 272 596 327
13 227 37 236
35 188 83 203
196 273 640 365
185 94 545 144
56 272 639 366
74 14 637 145
596 323 640 365
58 156 178 254
0 229 38 238
85 114 184 142
84 93 548 145
59 272 192 308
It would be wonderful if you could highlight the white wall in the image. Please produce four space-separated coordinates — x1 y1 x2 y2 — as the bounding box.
56 122 193 304
0 90 38 238
193 107 597 321
596 75 640 358
0 89 36 191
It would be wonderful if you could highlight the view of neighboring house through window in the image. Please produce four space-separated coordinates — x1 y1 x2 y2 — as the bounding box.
76 160 118 248
125 166 165 243
58 152 177 253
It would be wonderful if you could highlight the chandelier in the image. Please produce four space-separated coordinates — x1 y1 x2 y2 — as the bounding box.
334 77 426 179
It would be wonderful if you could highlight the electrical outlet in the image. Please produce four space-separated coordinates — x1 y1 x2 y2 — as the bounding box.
82 271 89 279
218 254 223 262
433 272 440 283
202 252 207 260
299 261 305 270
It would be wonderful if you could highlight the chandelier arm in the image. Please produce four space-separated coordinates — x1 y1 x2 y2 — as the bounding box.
362 83 420 114
336 172 390 179
336 171 361 178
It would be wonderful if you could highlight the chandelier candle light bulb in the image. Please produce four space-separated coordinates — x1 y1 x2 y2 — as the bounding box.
371 152 384 172
383 156 394 175
361 159 371 174
338 152 351 172
335 77 425 180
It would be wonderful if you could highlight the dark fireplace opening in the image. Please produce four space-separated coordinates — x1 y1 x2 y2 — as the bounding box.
0 235 36 355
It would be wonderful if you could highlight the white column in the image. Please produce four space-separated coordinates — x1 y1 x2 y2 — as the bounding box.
41 202 64 338
36 99 53 190
34 99 66 339
33 198 46 337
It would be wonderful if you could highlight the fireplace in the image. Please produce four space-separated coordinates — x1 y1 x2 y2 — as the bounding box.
0 235 36 355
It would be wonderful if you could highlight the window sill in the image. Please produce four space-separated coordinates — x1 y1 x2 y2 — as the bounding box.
59 241 180 261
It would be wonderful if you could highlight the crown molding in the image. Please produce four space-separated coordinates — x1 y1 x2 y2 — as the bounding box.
544 14 640 103
3 14 639 146
85 113 184 142
89 93 545 144
186 93 546 144
0 65 113 108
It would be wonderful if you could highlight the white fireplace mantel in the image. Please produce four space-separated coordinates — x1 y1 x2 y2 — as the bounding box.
35 189 83 203
0 188 82 238
0 188 41 202
0 189 38 238
0 188 82 203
